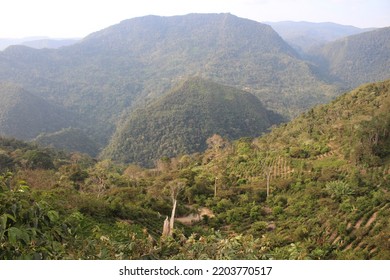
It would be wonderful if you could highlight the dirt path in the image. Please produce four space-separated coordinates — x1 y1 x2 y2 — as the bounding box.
176 207 214 225
354 217 364 229
365 212 378 228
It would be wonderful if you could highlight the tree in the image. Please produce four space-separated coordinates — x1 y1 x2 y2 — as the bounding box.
214 176 218 198
0 172 13 191
325 180 354 202
162 178 187 236
123 164 145 187
204 134 230 163
204 134 231 197
257 149 275 199
86 160 118 196
263 160 273 198
206 134 227 151
0 153 13 173
23 150 54 169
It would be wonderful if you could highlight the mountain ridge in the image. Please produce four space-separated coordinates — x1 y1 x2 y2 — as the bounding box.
308 27 390 88
0 82 81 140
266 21 376 52
0 37 79 50
0 14 388 160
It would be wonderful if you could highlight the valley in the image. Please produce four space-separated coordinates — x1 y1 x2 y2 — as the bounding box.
0 13 389 260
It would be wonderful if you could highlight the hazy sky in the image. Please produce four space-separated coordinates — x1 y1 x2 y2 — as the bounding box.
1 0 389 38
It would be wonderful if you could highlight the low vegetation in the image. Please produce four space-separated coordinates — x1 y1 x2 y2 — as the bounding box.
1 80 389 259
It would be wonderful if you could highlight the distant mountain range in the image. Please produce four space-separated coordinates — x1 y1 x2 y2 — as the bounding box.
0 37 79 51
0 14 389 163
265 21 375 52
0 83 80 140
308 27 390 89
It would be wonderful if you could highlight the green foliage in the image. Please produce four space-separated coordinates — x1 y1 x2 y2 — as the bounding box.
0 83 81 141
325 180 355 201
0 13 342 152
0 50 388 260
268 21 370 52
102 77 280 167
0 178 70 259
34 128 100 157
23 150 55 169
309 27 390 88
0 152 13 173
249 221 268 235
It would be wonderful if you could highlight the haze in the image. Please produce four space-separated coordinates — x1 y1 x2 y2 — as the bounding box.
1 0 389 38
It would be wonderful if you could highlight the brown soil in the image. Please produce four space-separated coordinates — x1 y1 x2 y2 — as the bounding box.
176 207 214 225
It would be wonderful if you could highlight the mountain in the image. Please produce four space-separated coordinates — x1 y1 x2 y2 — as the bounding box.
0 13 338 148
0 37 78 50
102 77 282 166
19 38 79 49
0 83 81 140
0 14 388 163
0 37 47 50
308 27 390 88
259 79 390 167
266 21 374 52
0 80 388 260
193 79 390 259
33 127 100 156
76 13 337 117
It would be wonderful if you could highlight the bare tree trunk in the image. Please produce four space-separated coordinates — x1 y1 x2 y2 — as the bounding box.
162 216 170 237
166 178 186 236
214 177 218 197
169 199 177 235
266 168 271 198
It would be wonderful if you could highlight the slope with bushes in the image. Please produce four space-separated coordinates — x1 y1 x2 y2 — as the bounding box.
1 80 389 260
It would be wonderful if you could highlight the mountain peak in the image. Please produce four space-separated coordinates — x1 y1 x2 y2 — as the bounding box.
82 13 294 54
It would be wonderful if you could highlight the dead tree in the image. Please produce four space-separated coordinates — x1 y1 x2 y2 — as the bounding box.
162 179 186 237
258 149 274 199
162 216 170 236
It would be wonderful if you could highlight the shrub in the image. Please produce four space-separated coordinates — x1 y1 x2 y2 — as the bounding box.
249 221 268 235
325 180 354 201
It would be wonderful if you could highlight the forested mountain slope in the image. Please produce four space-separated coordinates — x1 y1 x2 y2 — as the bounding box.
266 21 373 52
71 13 337 117
102 77 282 166
161 79 389 260
1 80 388 260
0 14 388 164
0 83 80 140
33 128 100 157
0 13 337 147
206 79 390 259
308 27 390 88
